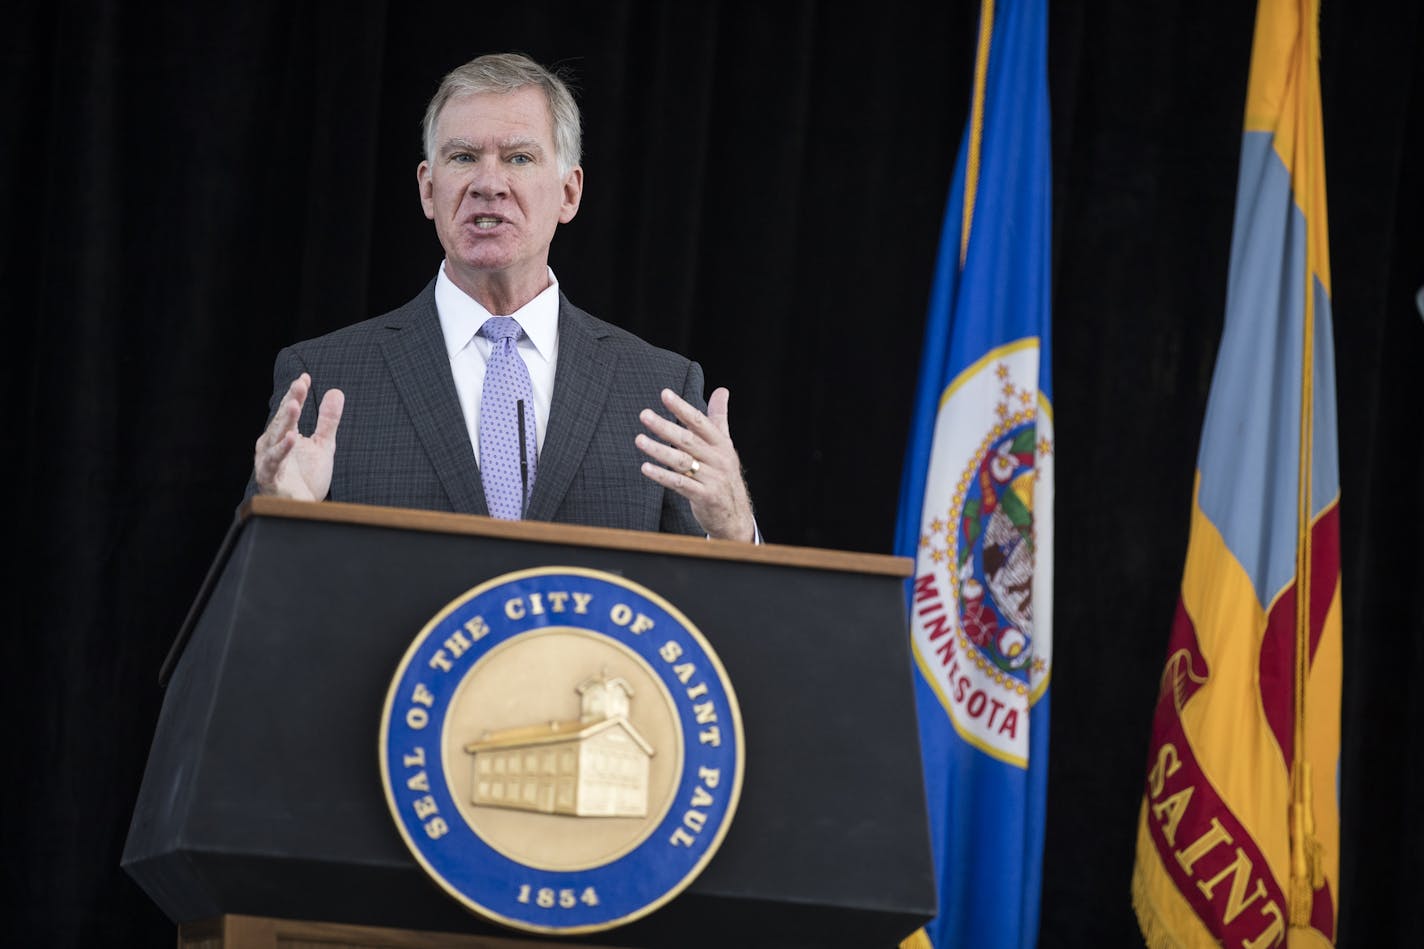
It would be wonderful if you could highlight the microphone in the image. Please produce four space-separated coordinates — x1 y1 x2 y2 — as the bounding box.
517 399 530 519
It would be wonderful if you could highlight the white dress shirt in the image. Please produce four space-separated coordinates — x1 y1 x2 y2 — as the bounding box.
435 262 560 464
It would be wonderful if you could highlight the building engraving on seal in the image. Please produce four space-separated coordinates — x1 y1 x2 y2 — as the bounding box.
464 673 655 818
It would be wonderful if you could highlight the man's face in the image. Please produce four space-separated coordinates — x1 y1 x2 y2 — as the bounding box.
418 86 582 297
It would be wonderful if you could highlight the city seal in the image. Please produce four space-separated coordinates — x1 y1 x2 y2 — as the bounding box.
379 566 744 935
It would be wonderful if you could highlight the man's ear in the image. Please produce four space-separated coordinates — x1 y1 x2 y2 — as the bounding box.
559 166 584 224
417 160 435 220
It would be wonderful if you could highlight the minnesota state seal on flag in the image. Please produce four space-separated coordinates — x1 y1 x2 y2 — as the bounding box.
911 344 1052 767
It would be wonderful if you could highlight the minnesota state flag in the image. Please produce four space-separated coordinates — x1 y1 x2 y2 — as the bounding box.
893 0 1053 946
1131 1 1342 947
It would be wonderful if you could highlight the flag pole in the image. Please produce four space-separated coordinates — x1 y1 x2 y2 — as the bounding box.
1288 0 1325 928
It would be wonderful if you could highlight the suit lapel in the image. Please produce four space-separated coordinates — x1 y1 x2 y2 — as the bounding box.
526 297 616 521
379 284 489 516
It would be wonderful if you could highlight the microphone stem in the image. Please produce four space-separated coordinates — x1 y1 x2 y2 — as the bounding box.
517 399 529 520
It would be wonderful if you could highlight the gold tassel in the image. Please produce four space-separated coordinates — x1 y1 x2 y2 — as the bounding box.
1288 761 1324 926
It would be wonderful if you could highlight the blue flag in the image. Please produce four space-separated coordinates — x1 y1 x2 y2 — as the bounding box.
893 1 1052 947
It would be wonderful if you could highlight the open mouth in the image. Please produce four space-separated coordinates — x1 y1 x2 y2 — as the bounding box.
470 215 505 230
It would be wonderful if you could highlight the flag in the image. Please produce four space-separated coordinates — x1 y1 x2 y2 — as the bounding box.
1130 1 1341 947
893 0 1052 946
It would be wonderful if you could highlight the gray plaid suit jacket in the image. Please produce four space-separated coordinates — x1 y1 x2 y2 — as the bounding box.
251 279 705 535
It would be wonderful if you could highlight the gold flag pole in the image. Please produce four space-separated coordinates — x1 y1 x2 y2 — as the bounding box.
1287 0 1325 928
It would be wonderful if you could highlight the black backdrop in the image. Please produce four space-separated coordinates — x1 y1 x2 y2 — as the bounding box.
2 2 1420 946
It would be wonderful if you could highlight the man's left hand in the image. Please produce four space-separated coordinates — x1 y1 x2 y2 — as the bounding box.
637 387 756 542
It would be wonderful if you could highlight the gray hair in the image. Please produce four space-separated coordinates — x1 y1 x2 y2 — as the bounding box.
421 52 582 175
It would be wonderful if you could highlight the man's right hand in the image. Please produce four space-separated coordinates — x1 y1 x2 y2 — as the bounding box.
253 372 345 500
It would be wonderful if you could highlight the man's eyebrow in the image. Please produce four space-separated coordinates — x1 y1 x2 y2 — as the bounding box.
439 137 546 156
496 137 546 155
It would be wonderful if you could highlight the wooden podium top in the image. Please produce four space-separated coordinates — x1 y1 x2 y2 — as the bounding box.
242 496 913 578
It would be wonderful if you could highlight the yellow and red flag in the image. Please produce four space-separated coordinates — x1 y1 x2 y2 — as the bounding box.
1130 1 1341 947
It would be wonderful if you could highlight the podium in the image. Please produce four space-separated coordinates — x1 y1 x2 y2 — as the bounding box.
123 498 935 947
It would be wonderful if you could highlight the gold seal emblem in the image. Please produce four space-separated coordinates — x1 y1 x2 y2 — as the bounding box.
446 630 683 871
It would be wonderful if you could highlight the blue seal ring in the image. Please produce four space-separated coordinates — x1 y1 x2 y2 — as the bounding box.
379 567 744 935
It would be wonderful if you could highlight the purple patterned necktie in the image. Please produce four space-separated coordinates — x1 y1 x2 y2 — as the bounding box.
478 316 537 519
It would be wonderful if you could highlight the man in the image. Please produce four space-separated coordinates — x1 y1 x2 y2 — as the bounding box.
250 53 756 542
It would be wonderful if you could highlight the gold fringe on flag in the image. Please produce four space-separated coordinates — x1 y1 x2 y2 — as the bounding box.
899 926 934 949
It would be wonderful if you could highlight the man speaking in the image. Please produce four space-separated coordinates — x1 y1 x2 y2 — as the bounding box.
250 52 756 542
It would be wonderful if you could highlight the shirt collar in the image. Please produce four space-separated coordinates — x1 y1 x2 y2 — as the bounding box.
434 261 561 361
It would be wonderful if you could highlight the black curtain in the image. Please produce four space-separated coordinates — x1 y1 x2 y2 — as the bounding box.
3 2 1419 946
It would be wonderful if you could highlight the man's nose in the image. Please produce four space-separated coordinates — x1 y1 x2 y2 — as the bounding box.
467 158 509 198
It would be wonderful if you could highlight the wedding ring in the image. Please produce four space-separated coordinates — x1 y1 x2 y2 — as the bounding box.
685 459 701 476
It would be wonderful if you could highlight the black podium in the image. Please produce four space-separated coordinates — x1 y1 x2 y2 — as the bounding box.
123 498 935 948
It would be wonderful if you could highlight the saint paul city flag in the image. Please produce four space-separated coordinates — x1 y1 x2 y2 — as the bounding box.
894 1 1052 946
1131 1 1342 947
